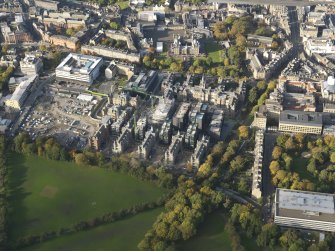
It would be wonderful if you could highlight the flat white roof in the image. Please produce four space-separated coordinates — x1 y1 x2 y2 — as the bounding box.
278 189 335 214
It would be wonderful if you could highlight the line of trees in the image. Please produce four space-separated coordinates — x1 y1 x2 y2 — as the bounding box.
0 66 14 93
137 177 224 251
13 193 172 249
0 136 7 250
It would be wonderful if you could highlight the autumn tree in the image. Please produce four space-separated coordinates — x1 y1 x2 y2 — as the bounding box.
238 125 249 140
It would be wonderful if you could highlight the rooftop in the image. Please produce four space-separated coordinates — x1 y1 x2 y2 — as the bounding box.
56 53 102 75
279 110 322 127
275 189 335 223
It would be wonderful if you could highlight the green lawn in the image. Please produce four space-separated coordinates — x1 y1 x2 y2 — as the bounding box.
204 40 224 63
117 1 129 10
21 208 163 251
178 211 282 251
291 157 316 182
7 153 167 240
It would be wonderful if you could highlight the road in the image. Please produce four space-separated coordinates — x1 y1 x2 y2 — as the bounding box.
208 0 333 6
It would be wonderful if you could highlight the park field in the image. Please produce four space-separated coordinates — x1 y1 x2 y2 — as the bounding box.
7 153 167 240
178 211 282 251
21 208 163 251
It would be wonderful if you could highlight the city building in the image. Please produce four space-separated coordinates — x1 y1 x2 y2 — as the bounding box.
34 0 59 11
172 102 190 129
252 130 264 199
112 127 132 154
274 188 335 232
5 75 37 110
125 70 159 95
56 53 103 85
189 136 209 168
105 60 135 80
171 34 201 57
20 54 43 75
138 128 156 159
81 45 141 63
165 132 184 164
159 119 172 144
152 98 176 124
279 110 323 135
322 76 335 102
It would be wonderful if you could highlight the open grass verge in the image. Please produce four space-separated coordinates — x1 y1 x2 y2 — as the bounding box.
7 153 167 240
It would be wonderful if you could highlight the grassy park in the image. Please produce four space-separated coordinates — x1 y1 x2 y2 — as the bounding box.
178 212 233 251
204 40 224 63
7 153 167 240
178 211 281 251
21 208 163 251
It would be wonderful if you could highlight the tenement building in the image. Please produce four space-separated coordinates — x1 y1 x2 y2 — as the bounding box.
278 110 323 135
274 189 335 232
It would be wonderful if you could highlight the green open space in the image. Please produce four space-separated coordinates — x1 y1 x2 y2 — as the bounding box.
291 157 316 182
178 211 282 251
21 207 162 251
7 153 167 240
178 211 232 251
204 40 224 63
117 1 129 10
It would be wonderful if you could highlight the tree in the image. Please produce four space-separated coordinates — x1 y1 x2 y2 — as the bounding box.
272 146 282 160
74 153 89 166
66 28 76 36
256 81 266 91
307 158 317 174
238 125 249 139
330 152 335 164
248 87 258 105
1 44 9 55
110 21 120 30
279 229 299 248
285 137 296 151
269 161 280 175
236 34 247 48
256 223 279 247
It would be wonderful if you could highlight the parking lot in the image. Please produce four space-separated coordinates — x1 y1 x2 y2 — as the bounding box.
19 91 100 150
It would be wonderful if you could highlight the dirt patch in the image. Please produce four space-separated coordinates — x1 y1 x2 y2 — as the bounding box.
40 185 58 198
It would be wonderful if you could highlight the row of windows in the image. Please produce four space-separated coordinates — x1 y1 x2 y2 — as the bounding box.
279 123 322 134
